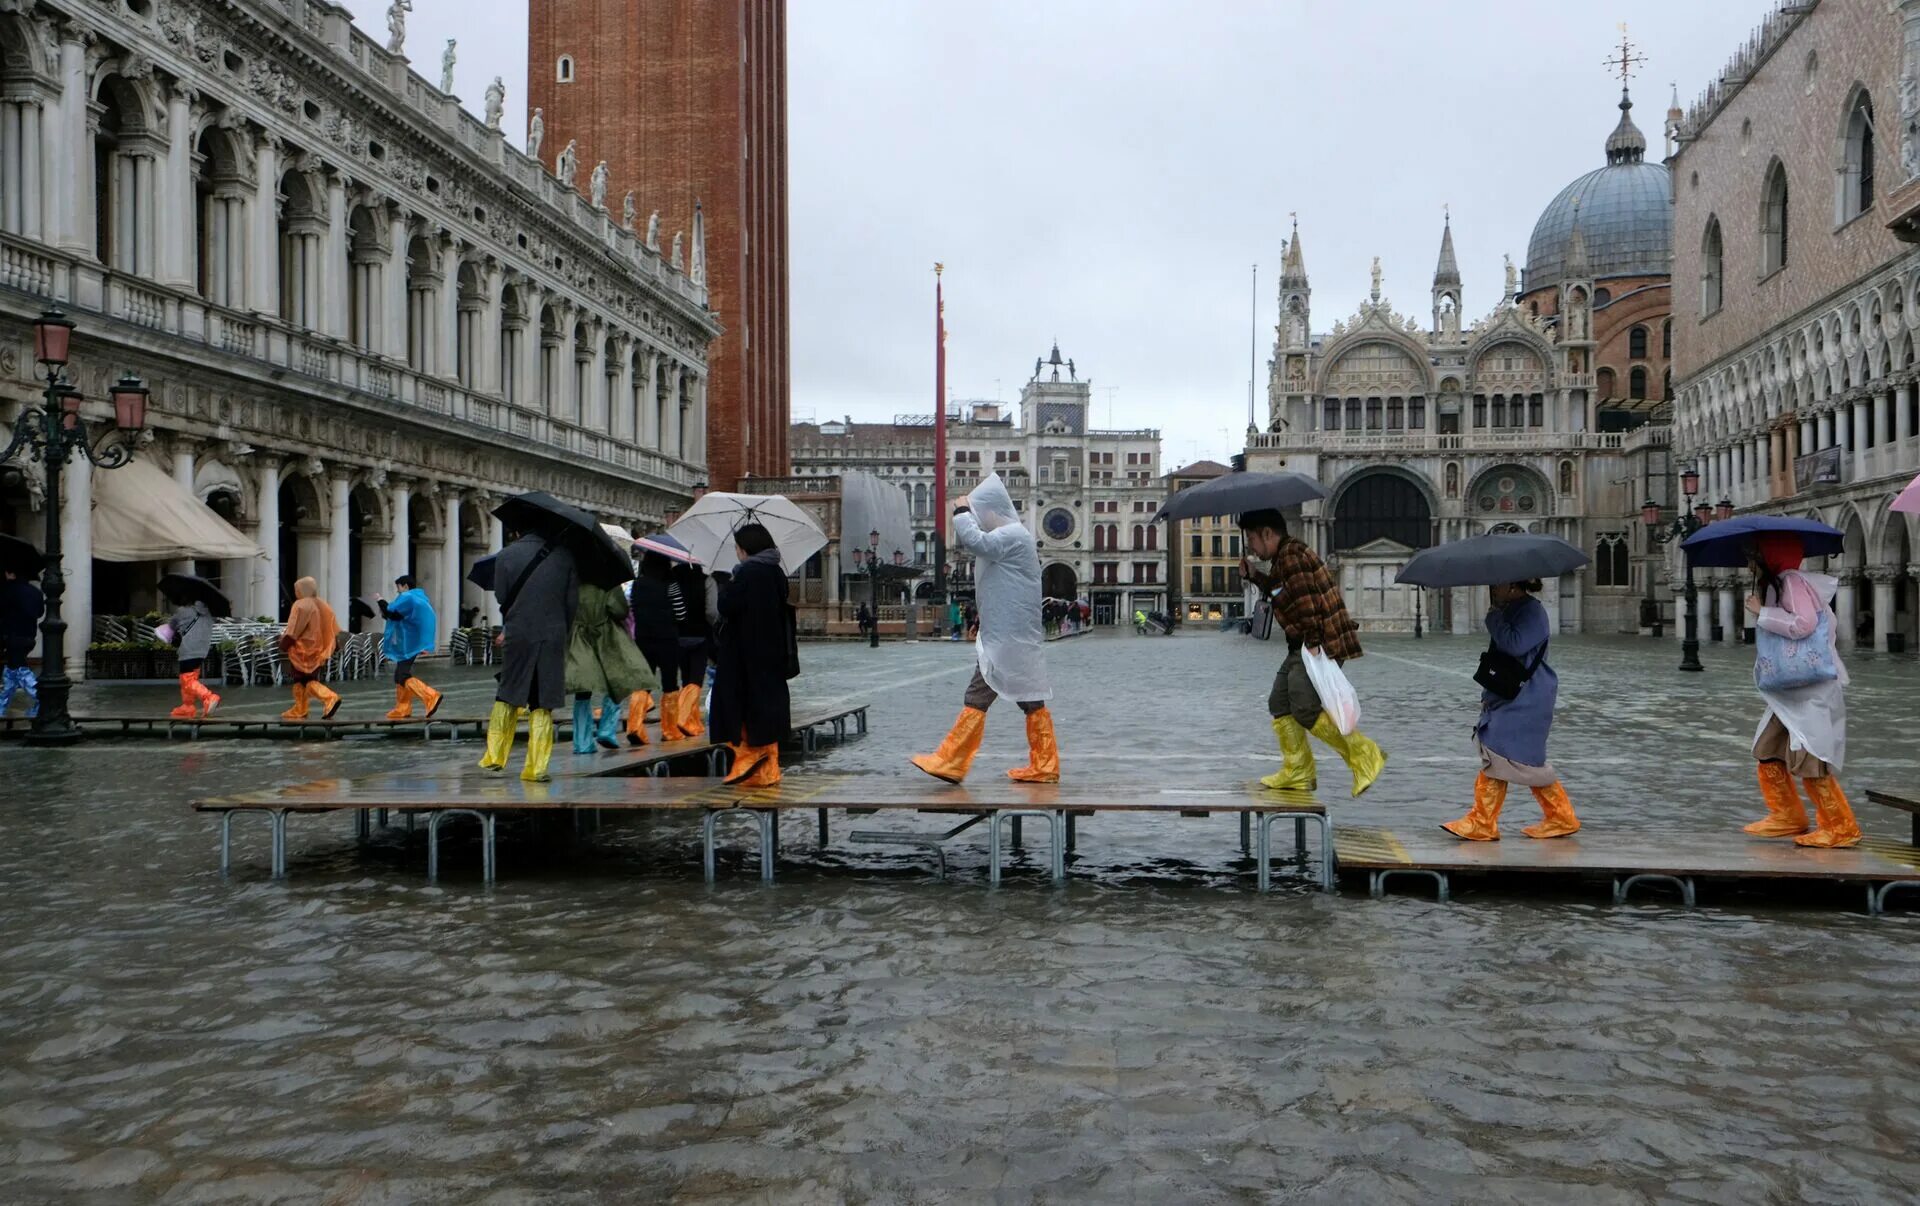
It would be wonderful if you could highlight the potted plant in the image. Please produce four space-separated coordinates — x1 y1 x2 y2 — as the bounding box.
87 640 146 679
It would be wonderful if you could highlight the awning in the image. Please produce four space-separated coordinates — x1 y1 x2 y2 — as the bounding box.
91 458 264 563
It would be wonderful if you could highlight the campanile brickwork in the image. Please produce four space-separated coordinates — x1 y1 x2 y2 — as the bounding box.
528 0 790 488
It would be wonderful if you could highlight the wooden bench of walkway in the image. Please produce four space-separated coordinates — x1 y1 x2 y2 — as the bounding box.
1335 825 1920 916
191 775 1331 892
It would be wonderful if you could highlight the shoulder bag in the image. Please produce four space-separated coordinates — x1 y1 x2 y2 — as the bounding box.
1474 640 1546 701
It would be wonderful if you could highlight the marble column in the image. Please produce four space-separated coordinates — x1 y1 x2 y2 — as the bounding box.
612 339 633 440
640 350 660 449
1875 389 1894 451
327 472 352 629
322 173 349 339
1711 579 1732 641
1834 576 1858 650
437 493 461 653
437 242 460 379
483 516 504 626
253 457 282 621
1818 409 1835 450
60 453 92 677
55 31 90 255
1870 568 1898 652
169 440 198 576
160 88 196 288
481 262 505 395
385 210 410 360
249 136 279 314
1898 381 1916 445
386 478 413 588
1851 395 1871 479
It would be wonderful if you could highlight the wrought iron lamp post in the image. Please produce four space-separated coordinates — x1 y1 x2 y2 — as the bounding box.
1642 465 1729 674
866 528 880 648
2 310 150 744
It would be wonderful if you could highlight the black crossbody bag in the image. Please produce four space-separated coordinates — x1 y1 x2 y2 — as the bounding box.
1474 640 1547 701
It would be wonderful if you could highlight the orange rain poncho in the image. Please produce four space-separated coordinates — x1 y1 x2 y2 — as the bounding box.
281 577 338 674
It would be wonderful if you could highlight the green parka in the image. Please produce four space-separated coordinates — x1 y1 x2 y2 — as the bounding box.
565 582 661 699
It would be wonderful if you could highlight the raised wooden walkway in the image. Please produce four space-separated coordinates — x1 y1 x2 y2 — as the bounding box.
1334 825 1920 915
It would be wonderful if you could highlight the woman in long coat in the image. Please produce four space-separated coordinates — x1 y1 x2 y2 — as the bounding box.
479 530 578 782
1440 580 1579 840
1742 533 1858 847
279 577 340 721
628 551 682 742
708 523 791 786
565 580 660 753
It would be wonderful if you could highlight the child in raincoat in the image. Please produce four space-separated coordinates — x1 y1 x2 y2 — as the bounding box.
377 574 441 720
1440 581 1579 840
279 577 340 720
1741 533 1859 848
911 473 1059 784
163 589 220 720
566 580 660 754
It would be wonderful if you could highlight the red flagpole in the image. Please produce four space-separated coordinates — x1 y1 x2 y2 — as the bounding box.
933 264 947 597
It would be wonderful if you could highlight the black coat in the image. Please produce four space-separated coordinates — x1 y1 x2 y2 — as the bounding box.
708 554 791 747
1 578 43 666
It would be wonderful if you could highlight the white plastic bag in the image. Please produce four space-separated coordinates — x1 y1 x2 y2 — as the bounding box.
1301 647 1360 735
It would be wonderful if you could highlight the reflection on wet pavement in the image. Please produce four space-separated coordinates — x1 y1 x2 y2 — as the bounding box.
3 630 1918 1200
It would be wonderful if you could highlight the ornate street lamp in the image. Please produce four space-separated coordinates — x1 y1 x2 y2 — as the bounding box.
867 528 881 648
3 311 149 744
1642 462 1713 673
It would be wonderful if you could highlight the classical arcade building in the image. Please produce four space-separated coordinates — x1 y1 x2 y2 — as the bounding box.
1245 87 1678 635
0 0 717 676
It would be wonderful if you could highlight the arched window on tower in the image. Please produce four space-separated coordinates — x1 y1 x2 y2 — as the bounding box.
556 55 575 83
1840 89 1875 221
1629 326 1648 359
1630 367 1648 400
1701 217 1724 315
1761 160 1789 275
1662 320 1672 358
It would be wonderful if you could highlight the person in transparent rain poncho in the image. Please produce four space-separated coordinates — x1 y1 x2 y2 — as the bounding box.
911 473 1059 783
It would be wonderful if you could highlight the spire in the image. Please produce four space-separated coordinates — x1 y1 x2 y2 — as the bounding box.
1433 213 1460 288
1280 213 1307 284
1565 199 1590 277
1605 85 1648 164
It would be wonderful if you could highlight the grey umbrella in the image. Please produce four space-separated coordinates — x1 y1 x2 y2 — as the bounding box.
1394 533 1589 588
1152 471 1327 522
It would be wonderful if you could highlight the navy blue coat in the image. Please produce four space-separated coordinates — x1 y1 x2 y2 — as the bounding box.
1474 595 1558 767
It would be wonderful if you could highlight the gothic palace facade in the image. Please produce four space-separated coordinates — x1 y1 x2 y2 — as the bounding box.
0 0 717 675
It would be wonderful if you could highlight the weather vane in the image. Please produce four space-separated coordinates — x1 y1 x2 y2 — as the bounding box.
1606 23 1646 85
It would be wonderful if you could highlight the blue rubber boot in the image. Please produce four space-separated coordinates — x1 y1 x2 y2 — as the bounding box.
571 696 596 754
596 696 621 749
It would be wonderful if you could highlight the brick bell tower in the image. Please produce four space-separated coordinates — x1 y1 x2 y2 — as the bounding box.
527 0 790 489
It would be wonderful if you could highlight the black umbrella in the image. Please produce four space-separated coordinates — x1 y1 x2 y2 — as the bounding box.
491 491 631 589
349 596 378 620
1680 515 1843 568
1153 471 1327 522
1394 533 1589 589
0 533 45 577
466 553 498 593
157 572 233 618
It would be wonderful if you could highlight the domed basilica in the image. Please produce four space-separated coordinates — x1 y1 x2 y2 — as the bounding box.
1245 85 1678 635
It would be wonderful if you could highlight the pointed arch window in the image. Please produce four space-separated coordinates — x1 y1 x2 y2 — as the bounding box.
1761 161 1789 275
1840 89 1875 220
1701 217 1724 316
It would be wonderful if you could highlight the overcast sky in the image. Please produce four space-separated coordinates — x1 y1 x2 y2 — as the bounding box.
381 1 1766 471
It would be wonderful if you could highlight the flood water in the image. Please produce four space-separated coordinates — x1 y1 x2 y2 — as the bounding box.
3 631 1918 1201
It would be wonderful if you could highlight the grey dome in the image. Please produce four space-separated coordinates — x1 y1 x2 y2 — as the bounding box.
1523 161 1671 292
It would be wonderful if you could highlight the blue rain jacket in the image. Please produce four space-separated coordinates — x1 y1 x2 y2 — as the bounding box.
381 587 438 662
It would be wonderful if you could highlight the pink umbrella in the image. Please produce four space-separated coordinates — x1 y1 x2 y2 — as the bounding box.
1893 471 1920 515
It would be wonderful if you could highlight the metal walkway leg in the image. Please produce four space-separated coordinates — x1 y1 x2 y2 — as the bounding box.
1255 812 1332 893
1612 873 1695 908
703 807 776 883
988 809 1064 887
427 809 498 885
218 808 288 878
1872 880 1920 916
1369 868 1448 902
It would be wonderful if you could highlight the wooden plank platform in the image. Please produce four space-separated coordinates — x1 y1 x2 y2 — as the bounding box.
1334 825 1920 914
190 774 1329 891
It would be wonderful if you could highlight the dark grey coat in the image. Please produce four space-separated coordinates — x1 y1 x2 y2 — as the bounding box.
492 534 578 711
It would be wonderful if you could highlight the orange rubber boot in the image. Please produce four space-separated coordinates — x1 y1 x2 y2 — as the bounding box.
625 691 652 746
171 671 201 720
910 707 987 783
306 680 342 719
407 678 442 719
1522 780 1581 839
736 744 781 788
280 682 310 721
659 688 688 741
1745 761 1810 837
1006 706 1061 783
679 684 706 737
723 737 769 784
1794 776 1861 848
1441 772 1506 841
385 683 414 721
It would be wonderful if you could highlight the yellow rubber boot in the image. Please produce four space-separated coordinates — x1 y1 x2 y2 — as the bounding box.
280 682 310 721
1523 780 1581 839
1794 775 1861 848
407 678 442 719
478 700 515 771
1441 772 1506 841
1309 712 1386 797
910 707 987 783
1259 716 1317 792
1006 707 1060 783
521 708 556 782
385 683 414 721
625 691 652 746
1745 761 1811 837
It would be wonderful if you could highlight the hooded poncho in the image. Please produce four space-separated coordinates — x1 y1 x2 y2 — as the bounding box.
954 473 1050 703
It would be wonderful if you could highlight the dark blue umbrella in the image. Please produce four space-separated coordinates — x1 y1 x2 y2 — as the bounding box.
1394 533 1589 588
466 553 497 592
1681 515 1843 568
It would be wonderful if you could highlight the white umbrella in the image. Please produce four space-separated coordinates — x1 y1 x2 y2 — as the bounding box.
668 491 826 570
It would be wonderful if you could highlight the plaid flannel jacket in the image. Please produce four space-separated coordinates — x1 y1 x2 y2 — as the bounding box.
1261 537 1362 662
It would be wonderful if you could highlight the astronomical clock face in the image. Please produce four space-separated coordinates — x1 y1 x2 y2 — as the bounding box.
1042 507 1075 541
1477 475 1539 515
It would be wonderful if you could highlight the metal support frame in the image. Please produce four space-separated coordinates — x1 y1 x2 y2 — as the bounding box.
703 807 775 883
1255 811 1332 892
1369 868 1449 902
426 809 498 884
987 809 1065 886
218 808 288 878
1613 873 1695 907
1869 880 1920 916
847 813 986 881
1239 811 1251 855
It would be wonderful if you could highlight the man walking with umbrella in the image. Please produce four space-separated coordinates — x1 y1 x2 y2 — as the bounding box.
1239 509 1385 796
